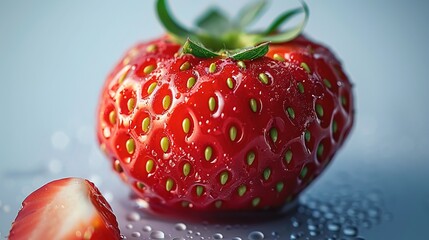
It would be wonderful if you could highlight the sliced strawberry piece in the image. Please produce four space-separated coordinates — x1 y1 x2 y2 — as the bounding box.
8 178 120 240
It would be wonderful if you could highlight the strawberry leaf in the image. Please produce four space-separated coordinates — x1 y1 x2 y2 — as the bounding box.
262 1 309 43
182 38 221 58
229 42 269 60
196 8 231 35
235 0 268 28
156 0 193 39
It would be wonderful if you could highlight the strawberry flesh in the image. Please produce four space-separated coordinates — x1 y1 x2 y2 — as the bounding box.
8 178 120 240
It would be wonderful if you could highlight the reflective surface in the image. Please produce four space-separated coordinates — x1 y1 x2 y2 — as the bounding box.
1 1 428 239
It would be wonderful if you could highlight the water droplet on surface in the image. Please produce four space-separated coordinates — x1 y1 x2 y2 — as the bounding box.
362 220 372 228
271 231 279 238
324 211 335 219
172 238 185 240
291 219 300 228
289 233 302 240
312 210 322 218
126 224 133 229
213 233 223 239
343 226 358 236
232 237 242 240
150 230 165 239
135 198 149 209
174 223 187 231
126 211 141 222
327 222 341 232
131 232 141 238
142 225 152 232
248 231 264 240
307 223 319 231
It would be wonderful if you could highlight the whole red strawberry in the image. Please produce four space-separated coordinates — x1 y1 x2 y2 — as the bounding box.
97 0 354 213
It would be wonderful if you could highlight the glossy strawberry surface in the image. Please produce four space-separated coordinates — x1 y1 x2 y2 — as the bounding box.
97 35 354 212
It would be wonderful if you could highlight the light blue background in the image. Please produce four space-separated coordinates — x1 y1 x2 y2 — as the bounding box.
1 1 428 239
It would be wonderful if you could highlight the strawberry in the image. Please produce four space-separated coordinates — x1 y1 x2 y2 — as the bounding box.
97 0 354 213
8 178 121 240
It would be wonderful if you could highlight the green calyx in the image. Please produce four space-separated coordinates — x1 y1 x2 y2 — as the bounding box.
156 0 309 60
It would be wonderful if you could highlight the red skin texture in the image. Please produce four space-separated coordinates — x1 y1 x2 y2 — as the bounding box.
97 35 354 213
9 178 121 240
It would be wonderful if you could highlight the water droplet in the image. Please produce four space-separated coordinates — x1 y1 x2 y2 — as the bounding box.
289 233 302 240
318 203 331 212
213 233 223 239
142 225 152 232
327 222 341 232
347 208 357 217
368 208 380 218
362 220 372 228
135 198 149 209
131 232 141 238
324 211 335 219
292 218 300 228
172 238 185 240
312 210 322 218
150 230 165 239
307 224 319 231
174 223 187 231
126 224 133 229
126 211 141 222
343 226 358 236
248 231 264 240
271 231 279 238
232 237 242 240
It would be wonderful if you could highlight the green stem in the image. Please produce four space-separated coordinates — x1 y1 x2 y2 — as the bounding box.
156 0 309 59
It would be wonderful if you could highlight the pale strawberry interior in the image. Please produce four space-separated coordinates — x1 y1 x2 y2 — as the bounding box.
30 178 96 239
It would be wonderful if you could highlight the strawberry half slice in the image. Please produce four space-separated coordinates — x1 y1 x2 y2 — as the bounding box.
8 178 121 240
